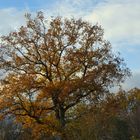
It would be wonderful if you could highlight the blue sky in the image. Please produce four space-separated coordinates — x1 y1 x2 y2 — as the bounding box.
0 0 55 10
0 0 101 10
0 0 140 90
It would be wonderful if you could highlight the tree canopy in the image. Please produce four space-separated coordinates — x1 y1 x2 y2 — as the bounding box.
0 12 130 138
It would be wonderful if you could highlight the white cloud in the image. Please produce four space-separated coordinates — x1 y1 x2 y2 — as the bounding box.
86 0 140 49
0 8 27 35
121 71 140 91
42 0 88 18
110 71 140 92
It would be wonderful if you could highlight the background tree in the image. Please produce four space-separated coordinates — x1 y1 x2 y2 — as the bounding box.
126 88 140 140
0 11 130 139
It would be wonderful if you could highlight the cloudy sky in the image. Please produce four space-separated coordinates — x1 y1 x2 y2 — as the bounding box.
0 0 140 90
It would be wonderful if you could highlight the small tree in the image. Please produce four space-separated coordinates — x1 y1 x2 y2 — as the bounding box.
0 12 130 138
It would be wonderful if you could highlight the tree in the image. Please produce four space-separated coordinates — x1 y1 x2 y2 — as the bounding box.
0 11 130 138
64 90 130 140
126 88 140 139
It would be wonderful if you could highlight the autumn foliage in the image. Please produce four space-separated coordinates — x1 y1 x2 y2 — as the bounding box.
0 12 130 139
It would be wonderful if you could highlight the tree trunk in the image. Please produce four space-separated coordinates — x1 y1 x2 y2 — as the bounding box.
55 107 67 140
52 93 67 140
59 109 66 128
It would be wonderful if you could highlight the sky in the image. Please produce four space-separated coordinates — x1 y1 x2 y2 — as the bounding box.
0 0 140 90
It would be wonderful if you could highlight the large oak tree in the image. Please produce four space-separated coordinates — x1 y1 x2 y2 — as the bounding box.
0 12 130 137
